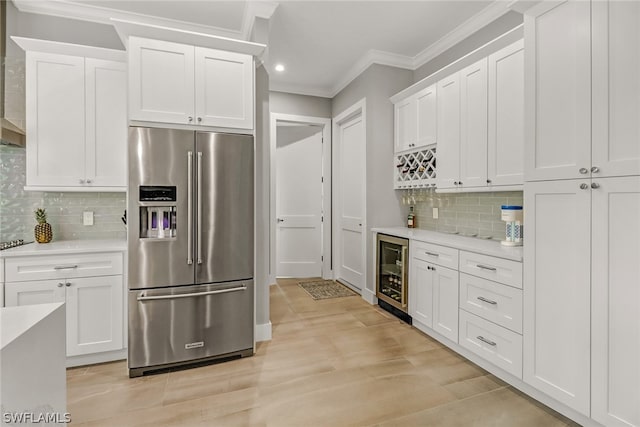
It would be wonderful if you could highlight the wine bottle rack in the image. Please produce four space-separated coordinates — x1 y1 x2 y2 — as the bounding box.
394 145 436 189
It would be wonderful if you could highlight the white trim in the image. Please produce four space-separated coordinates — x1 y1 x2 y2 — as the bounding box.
255 321 272 342
332 98 367 300
361 288 378 305
66 349 127 368
270 113 333 282
241 1 280 41
11 36 126 61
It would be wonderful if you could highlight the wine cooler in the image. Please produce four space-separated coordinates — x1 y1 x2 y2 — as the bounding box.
376 234 411 323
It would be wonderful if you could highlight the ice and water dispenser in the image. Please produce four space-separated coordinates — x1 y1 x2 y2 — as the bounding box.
138 186 177 239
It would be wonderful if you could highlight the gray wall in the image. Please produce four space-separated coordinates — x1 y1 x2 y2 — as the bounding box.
270 91 332 118
413 11 523 82
5 0 123 57
331 64 414 295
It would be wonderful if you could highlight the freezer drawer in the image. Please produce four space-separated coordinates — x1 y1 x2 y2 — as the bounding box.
128 280 254 375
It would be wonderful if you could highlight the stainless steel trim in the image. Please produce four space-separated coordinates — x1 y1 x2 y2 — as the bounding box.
477 336 497 346
476 264 497 271
477 296 498 305
137 285 247 301
197 151 203 265
187 151 194 265
376 233 410 314
401 246 408 309
424 251 440 257
54 265 78 270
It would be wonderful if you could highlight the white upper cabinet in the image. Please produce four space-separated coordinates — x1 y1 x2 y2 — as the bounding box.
592 1 640 178
128 37 195 125
488 40 524 186
436 73 461 190
394 96 417 152
394 84 437 153
129 37 254 130
25 46 127 191
460 58 489 188
416 85 438 148
525 0 640 181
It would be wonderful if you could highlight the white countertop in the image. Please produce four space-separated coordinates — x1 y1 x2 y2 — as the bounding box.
0 239 126 258
1 302 65 349
372 227 523 262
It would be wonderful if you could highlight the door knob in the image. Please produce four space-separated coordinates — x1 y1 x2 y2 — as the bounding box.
591 182 600 189
580 183 589 190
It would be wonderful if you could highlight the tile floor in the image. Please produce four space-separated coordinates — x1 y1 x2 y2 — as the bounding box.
67 279 580 426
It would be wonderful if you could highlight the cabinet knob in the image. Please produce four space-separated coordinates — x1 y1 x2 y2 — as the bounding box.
188 116 193 122
580 183 589 190
57 282 64 288
197 117 202 123
79 179 86 184
591 182 600 189
65 282 71 287
86 179 93 184
591 166 600 174
486 179 492 184
454 181 458 185
458 181 463 186
579 167 588 174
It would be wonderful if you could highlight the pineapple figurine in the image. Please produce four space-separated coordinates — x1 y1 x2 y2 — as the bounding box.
34 208 53 243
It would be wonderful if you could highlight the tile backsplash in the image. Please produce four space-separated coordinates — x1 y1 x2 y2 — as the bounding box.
0 145 126 242
407 189 523 240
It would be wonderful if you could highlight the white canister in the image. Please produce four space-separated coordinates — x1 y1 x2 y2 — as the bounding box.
501 205 523 246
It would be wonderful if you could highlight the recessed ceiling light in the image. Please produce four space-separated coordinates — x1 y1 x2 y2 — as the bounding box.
274 63 285 72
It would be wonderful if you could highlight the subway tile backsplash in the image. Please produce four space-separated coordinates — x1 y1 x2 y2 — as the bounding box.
0 145 126 242
408 189 523 240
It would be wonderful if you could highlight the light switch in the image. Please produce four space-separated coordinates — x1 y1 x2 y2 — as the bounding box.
432 208 439 219
83 211 94 226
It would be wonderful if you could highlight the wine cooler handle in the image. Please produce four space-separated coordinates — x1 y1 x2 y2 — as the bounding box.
187 151 193 265
401 245 408 309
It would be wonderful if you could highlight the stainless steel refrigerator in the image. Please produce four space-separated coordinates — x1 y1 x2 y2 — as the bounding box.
127 127 254 378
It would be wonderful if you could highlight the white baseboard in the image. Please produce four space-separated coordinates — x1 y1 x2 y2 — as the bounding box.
255 321 272 342
66 349 127 368
361 287 377 305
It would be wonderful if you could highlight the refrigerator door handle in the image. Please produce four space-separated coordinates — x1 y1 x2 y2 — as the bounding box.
187 151 194 265
137 285 247 301
197 151 203 265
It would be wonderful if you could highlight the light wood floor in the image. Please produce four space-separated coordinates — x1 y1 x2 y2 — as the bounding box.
67 279 579 426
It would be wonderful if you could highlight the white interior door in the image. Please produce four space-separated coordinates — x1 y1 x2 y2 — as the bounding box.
276 125 323 278
336 113 365 290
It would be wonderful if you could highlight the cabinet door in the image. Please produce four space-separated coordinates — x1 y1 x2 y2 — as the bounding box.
85 59 127 188
488 40 524 187
432 265 458 342
523 179 591 416
394 96 417 152
409 258 433 328
460 58 488 188
195 47 253 130
591 176 640 427
524 1 591 181
128 37 195 125
416 85 437 148
5 280 65 307
65 275 123 356
592 1 640 178
436 73 460 190
26 52 85 187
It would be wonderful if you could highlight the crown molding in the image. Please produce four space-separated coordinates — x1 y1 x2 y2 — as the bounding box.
412 0 513 69
241 1 280 41
12 0 245 41
11 36 126 61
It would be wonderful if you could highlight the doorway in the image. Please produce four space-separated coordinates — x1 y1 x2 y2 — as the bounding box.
332 99 366 293
270 114 331 283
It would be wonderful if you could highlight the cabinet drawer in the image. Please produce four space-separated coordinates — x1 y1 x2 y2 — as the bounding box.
459 310 523 378
411 240 458 269
459 273 522 333
5 253 123 282
459 251 522 288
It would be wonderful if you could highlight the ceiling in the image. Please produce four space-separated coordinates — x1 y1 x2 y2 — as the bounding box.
14 0 516 98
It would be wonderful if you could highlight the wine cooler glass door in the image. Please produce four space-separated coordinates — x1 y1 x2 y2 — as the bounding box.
377 235 408 311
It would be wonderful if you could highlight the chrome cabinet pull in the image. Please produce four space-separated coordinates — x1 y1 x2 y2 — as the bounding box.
188 116 193 122
476 264 497 271
187 152 193 265
580 183 589 190
579 167 588 174
137 285 247 301
591 166 600 173
57 282 64 288
197 117 202 122
197 151 203 265
86 179 93 184
477 336 497 346
65 282 71 287
591 182 600 189
424 251 440 257
477 296 497 305
54 265 78 270
79 179 86 184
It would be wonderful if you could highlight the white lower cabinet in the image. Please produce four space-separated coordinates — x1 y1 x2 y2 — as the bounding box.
431 265 459 342
409 258 433 328
4 251 125 359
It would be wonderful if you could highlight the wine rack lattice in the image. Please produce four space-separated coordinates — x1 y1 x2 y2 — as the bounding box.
394 146 436 189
